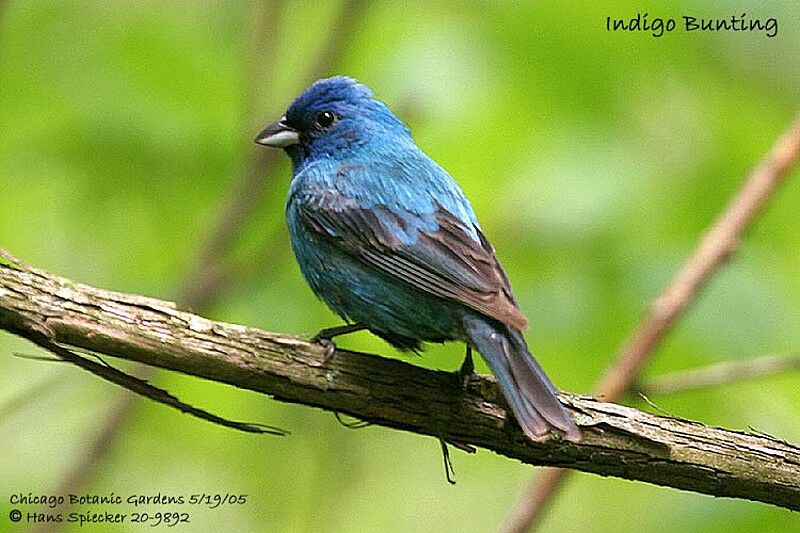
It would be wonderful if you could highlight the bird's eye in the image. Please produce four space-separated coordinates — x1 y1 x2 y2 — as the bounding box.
315 111 337 128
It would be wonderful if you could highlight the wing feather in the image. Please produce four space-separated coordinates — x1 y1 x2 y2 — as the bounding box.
296 187 528 330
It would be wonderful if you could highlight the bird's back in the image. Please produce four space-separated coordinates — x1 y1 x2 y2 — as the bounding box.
292 137 481 237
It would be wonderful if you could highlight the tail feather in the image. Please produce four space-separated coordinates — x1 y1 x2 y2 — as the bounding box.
464 315 580 442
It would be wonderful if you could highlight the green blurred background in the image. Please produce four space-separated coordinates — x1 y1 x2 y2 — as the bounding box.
1 1 799 531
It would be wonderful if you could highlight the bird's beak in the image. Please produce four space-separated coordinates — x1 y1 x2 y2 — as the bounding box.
254 116 300 147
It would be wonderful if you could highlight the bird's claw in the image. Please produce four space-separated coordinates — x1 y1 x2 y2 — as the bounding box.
310 324 366 363
312 336 337 362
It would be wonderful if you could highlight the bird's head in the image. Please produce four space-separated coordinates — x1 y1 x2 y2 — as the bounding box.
254 76 409 166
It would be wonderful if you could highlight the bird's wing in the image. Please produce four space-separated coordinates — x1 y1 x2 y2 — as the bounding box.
296 186 528 331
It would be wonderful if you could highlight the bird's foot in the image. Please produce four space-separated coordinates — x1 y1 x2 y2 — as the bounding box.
311 323 366 363
454 345 475 391
314 337 337 362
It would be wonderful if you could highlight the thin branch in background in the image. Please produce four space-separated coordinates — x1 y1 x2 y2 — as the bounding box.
243 0 285 130
0 0 8 29
42 2 288 523
43 2 372 528
637 352 800 396
500 113 800 533
0 372 64 420
177 0 286 309
181 0 369 305
179 217 288 310
305 0 366 83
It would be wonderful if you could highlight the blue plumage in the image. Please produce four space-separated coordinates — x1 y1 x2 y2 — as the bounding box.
255 76 579 442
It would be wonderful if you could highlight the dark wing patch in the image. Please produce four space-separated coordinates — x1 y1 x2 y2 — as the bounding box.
297 189 528 331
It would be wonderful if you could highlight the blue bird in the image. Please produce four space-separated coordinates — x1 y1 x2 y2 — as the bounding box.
255 76 579 442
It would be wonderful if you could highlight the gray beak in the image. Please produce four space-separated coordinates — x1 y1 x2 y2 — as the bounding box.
254 116 300 147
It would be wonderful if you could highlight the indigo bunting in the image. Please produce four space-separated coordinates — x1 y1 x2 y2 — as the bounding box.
255 77 579 442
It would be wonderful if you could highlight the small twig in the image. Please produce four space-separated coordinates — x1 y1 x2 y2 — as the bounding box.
333 411 372 429
12 352 64 362
22 331 287 435
500 113 800 533
637 353 800 396
0 248 23 269
439 437 457 485
635 392 675 417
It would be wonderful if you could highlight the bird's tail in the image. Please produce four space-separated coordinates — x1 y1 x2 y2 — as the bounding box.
463 315 580 442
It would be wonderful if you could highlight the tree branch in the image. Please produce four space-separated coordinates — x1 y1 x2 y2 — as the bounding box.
501 113 800 533
19 328 287 435
637 353 800 396
2 254 799 511
595 114 800 402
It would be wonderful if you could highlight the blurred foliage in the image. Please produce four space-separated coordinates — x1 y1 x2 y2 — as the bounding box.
1 1 799 532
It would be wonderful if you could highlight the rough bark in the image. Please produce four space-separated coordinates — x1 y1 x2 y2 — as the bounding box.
1 255 798 511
